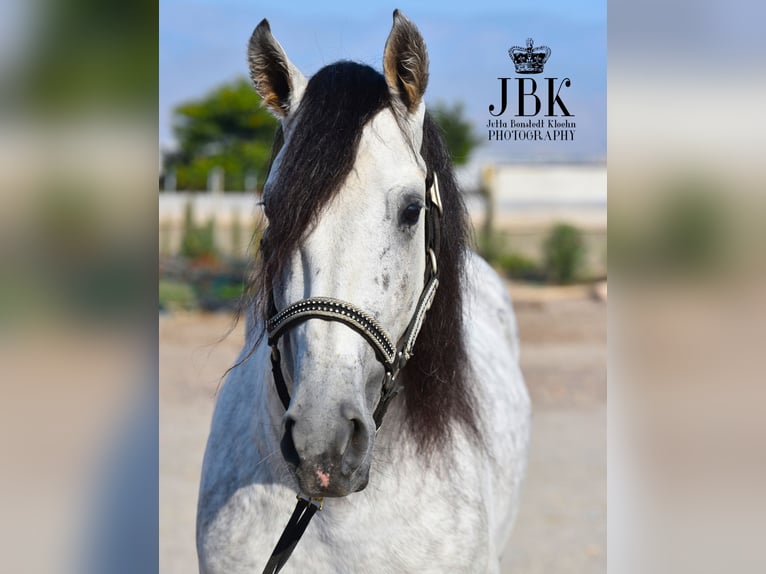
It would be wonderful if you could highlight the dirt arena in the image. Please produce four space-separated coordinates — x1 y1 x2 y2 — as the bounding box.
160 284 606 573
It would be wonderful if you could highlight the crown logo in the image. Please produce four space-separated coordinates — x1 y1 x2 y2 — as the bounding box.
509 38 551 74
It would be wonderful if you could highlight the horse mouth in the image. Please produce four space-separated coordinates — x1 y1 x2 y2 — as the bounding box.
292 461 370 498
279 405 375 497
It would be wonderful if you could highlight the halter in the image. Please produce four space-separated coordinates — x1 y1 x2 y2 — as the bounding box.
265 171 442 429
261 171 443 574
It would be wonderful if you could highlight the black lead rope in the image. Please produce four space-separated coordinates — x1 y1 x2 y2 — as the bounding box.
260 172 442 574
261 496 323 574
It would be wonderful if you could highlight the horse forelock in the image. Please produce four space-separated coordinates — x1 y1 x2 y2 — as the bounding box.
254 61 391 315
244 60 479 456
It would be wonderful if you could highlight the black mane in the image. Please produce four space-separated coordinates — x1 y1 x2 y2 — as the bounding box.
247 61 479 454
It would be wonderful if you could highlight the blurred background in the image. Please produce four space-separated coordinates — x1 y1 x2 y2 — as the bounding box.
1 1 157 573
609 1 766 573
1 0 763 573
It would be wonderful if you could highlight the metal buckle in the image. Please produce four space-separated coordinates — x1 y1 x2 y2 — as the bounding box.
297 494 324 510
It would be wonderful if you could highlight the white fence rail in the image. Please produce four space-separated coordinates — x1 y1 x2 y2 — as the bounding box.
159 164 607 263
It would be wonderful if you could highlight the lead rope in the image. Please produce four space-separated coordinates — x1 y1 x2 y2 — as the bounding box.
260 172 442 574
261 496 323 574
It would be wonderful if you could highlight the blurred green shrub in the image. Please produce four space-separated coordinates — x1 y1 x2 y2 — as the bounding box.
653 183 728 274
495 253 543 281
543 223 586 284
609 174 731 279
190 271 245 312
477 232 546 282
159 280 197 311
180 202 216 261
475 232 500 266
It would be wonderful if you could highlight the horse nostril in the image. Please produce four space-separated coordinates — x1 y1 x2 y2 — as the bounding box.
281 416 300 467
350 418 365 449
342 417 369 469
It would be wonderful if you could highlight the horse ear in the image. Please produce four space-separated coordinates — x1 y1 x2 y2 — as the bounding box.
383 10 429 114
248 19 307 118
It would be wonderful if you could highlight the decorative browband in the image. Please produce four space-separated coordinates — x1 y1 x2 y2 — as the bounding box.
266 297 398 367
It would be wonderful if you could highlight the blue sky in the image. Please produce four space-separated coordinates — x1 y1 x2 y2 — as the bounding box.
160 0 605 162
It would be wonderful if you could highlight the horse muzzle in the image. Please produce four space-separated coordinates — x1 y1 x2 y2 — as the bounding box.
280 404 373 497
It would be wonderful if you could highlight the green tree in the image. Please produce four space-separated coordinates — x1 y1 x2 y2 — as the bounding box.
163 77 278 191
429 101 482 166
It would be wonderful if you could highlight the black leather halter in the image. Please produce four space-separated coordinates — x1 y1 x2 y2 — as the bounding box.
265 171 443 429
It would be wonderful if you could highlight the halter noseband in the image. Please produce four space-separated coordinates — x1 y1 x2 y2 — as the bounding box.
265 172 443 429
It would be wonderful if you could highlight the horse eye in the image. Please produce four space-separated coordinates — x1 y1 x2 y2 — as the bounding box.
400 203 424 226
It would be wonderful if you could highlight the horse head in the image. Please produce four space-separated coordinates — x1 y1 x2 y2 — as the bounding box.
248 11 434 498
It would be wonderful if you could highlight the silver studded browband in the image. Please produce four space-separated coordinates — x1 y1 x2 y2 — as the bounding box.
267 297 398 368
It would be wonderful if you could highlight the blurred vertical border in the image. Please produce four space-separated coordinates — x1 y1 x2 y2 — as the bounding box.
0 0 158 573
609 0 766 572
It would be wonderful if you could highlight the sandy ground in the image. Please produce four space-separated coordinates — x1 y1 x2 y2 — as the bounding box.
160 285 605 573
